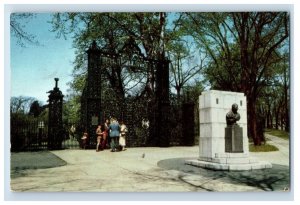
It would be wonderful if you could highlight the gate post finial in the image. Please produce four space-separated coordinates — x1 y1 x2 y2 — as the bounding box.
54 78 59 88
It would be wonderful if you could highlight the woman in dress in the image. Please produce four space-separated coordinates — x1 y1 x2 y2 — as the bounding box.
119 121 128 151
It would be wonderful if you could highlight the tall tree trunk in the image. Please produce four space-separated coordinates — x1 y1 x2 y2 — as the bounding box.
280 110 284 130
284 64 289 131
248 96 262 145
275 107 279 130
176 86 181 104
159 12 166 56
267 108 272 128
270 113 274 129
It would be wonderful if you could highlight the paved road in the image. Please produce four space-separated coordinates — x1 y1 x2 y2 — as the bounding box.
10 135 290 192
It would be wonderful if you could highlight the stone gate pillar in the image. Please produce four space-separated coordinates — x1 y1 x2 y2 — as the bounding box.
81 41 102 148
155 56 171 147
47 78 64 150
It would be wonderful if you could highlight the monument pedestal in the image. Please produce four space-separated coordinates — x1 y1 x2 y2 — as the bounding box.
225 125 243 153
186 153 272 171
185 90 272 171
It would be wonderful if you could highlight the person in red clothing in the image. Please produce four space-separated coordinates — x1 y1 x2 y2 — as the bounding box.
100 122 108 150
96 124 104 152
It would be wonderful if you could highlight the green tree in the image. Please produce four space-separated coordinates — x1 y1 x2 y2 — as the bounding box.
28 100 42 117
10 13 39 47
50 12 182 100
182 12 289 145
10 96 36 114
257 51 290 131
166 39 207 103
63 94 81 124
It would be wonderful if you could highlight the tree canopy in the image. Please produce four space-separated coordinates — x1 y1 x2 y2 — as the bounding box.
39 12 290 144
178 12 289 144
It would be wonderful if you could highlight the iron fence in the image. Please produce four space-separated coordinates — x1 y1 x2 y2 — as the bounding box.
11 118 82 152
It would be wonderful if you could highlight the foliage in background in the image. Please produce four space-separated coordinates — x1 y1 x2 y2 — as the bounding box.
179 12 289 145
10 13 40 47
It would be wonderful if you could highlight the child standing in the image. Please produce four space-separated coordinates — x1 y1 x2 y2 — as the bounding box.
81 131 88 149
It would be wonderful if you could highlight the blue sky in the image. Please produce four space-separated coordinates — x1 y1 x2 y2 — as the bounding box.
9 12 194 105
11 13 75 104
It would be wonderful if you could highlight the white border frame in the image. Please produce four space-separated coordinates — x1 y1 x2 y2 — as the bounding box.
3 3 296 202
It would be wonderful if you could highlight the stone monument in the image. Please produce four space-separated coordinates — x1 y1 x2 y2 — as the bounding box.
185 90 272 171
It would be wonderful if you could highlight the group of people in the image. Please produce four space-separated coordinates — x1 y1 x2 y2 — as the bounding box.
81 118 128 152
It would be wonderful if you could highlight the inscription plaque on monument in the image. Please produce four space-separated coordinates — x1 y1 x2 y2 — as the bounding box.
225 103 244 153
225 125 243 152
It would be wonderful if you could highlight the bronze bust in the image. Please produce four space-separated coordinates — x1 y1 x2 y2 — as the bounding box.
226 103 240 125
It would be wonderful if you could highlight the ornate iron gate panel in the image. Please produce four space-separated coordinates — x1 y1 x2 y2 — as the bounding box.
81 41 171 148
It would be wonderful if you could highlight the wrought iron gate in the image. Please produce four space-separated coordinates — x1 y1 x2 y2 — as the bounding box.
81 41 172 148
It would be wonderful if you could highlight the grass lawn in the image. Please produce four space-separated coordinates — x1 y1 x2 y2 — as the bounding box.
264 128 289 140
248 129 289 152
249 143 279 152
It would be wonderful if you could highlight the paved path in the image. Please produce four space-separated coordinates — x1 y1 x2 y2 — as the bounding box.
251 134 290 166
10 135 290 192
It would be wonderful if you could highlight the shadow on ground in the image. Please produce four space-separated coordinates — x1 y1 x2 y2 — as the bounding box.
157 158 290 191
10 151 67 179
